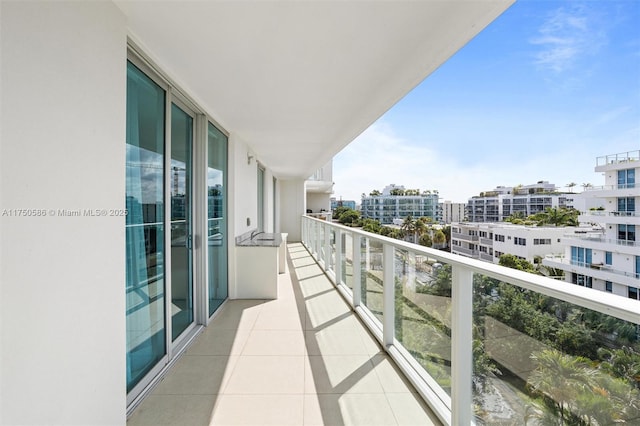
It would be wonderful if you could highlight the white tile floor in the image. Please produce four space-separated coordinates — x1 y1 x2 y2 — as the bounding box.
127 243 441 426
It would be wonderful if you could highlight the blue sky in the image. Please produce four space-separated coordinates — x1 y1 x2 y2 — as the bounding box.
333 0 640 203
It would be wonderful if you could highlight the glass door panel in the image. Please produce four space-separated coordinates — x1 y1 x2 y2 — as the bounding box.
170 103 193 341
125 61 166 392
207 122 228 316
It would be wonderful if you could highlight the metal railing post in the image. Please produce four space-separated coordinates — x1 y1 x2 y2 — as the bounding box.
352 233 362 307
314 221 321 259
451 265 473 426
383 243 395 347
335 229 342 285
323 223 330 271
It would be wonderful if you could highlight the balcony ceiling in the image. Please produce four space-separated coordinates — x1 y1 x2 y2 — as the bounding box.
116 0 513 179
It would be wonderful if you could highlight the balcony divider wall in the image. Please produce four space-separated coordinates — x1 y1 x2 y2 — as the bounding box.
302 216 640 426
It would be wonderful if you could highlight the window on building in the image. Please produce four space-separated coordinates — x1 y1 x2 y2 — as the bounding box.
514 237 526 246
629 286 639 300
573 273 592 288
571 246 592 266
617 197 636 213
605 281 613 292
605 251 612 265
618 169 635 189
533 239 551 245
618 224 636 242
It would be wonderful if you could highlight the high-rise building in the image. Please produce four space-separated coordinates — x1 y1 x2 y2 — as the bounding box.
543 150 640 300
361 184 439 224
468 181 574 222
439 200 467 224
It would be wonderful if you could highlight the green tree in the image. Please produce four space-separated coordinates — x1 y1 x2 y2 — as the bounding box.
499 254 537 273
418 233 432 247
338 209 360 225
527 349 595 425
401 215 416 241
432 229 446 247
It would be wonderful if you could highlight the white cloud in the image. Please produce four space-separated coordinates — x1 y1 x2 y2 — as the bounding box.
332 122 608 205
530 4 606 73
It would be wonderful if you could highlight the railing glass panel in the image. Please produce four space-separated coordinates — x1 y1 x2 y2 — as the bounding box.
473 273 640 424
394 249 453 395
361 236 385 325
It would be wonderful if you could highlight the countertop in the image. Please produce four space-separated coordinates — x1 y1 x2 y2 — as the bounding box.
236 232 283 247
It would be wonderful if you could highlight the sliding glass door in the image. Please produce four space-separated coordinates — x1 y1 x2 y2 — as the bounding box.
207 122 228 316
126 53 229 403
170 103 194 341
125 61 166 392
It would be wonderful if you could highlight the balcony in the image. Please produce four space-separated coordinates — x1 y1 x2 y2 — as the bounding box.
579 210 640 226
581 183 639 198
562 233 640 249
595 150 640 171
543 255 640 288
128 242 440 425
479 237 493 246
128 218 640 426
451 232 479 242
451 246 480 258
301 216 639 425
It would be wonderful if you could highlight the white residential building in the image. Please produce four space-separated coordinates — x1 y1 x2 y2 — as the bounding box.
361 184 439 224
543 151 640 300
468 181 574 222
439 200 467 224
306 161 334 218
451 222 577 265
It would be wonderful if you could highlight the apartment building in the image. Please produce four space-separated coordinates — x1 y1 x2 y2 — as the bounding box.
451 222 573 264
543 151 640 300
439 200 467 224
468 181 573 222
0 2 517 424
361 184 439 224
331 197 357 211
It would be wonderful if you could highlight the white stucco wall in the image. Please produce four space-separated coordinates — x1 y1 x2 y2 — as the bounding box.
280 179 306 242
1 2 126 424
230 135 258 237
306 192 331 213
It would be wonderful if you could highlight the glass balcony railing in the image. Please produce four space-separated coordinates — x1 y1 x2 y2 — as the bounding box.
596 150 640 167
544 255 640 280
302 216 640 426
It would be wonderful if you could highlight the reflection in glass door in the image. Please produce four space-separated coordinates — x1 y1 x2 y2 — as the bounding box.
125 61 166 392
170 103 194 341
207 122 228 316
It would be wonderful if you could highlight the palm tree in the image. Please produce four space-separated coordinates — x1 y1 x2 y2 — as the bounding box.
400 215 415 241
433 229 446 247
566 182 577 193
581 183 593 192
528 349 595 424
